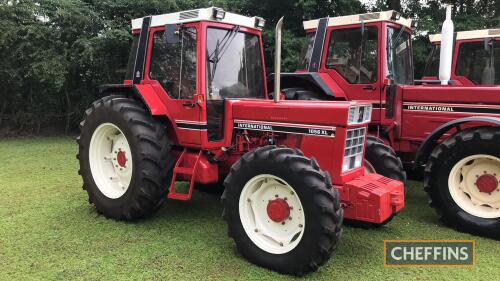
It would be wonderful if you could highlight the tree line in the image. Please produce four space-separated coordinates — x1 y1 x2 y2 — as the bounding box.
0 0 498 134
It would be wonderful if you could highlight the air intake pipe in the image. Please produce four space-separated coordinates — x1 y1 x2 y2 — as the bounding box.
439 5 454 85
274 17 284 102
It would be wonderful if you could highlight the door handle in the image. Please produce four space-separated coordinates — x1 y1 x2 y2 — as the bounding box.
183 101 196 108
363 85 376 91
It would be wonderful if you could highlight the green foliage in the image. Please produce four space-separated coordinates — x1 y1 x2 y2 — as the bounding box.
0 0 498 133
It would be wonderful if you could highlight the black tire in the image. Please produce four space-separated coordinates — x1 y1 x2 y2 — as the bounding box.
221 146 343 275
425 127 500 239
365 136 407 187
77 95 174 220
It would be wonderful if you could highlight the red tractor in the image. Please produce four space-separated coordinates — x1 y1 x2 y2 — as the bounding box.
421 28 499 85
271 10 500 239
76 8 404 275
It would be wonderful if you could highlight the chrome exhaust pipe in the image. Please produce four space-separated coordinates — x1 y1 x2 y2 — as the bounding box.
274 17 284 103
439 5 454 85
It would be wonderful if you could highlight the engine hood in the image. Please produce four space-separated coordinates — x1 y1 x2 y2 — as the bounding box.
226 99 362 127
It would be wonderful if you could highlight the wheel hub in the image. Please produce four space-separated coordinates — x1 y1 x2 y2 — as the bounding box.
475 174 498 194
448 154 500 219
89 123 133 199
116 150 127 167
239 174 305 254
267 198 290 223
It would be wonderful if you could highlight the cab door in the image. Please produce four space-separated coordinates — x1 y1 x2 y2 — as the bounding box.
322 23 382 121
146 25 203 145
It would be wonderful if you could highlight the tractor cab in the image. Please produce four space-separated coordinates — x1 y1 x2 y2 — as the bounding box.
422 29 500 85
276 11 416 124
124 7 268 148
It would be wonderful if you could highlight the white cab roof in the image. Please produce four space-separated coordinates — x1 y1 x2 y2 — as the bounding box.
429 28 500 43
303 10 413 30
131 7 262 30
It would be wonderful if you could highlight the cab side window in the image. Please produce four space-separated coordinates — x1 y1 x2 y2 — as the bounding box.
326 27 378 84
149 28 197 99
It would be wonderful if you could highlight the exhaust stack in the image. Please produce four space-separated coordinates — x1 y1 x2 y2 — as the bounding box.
439 5 454 85
274 17 284 103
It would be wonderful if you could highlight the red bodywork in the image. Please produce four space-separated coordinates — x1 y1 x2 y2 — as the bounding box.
300 20 500 166
122 20 404 224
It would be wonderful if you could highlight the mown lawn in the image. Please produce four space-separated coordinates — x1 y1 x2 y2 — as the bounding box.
0 137 498 280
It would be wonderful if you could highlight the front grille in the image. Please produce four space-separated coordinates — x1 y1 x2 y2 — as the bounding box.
343 127 366 172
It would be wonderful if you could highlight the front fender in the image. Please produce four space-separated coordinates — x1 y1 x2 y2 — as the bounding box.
414 116 500 168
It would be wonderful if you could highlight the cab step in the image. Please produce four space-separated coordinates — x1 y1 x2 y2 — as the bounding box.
167 149 202 201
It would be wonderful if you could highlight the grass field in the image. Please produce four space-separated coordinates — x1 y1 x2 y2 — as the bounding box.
0 137 498 280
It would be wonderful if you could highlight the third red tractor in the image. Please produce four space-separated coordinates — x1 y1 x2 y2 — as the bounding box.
422 28 499 85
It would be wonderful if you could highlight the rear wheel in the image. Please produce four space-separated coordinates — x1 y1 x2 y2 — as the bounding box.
77 96 174 220
425 127 500 239
222 146 343 275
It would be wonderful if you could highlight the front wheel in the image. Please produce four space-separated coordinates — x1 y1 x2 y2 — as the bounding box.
364 136 407 188
222 146 343 275
425 127 500 239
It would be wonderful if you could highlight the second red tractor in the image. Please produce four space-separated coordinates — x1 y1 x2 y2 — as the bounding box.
271 10 500 239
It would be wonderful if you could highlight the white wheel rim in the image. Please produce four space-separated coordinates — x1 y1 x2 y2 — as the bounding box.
448 154 500 219
364 160 376 174
239 174 305 254
89 123 133 199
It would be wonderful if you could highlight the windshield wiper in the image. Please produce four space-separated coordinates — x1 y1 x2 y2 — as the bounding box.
208 25 241 79
389 26 405 50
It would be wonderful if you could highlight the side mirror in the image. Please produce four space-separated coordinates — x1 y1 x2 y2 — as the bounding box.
165 24 181 44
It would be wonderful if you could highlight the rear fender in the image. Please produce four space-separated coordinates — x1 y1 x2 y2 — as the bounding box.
414 116 500 168
98 84 169 117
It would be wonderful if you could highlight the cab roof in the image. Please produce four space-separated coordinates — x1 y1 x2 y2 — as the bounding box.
429 28 500 43
131 7 263 31
303 10 413 30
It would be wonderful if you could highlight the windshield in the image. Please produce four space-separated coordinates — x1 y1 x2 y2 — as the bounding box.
422 44 440 78
298 32 316 70
386 27 413 84
206 27 265 99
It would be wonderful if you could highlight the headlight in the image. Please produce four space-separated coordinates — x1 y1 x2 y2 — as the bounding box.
212 7 226 20
255 17 265 28
342 127 366 172
348 105 372 125
391 11 401 21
